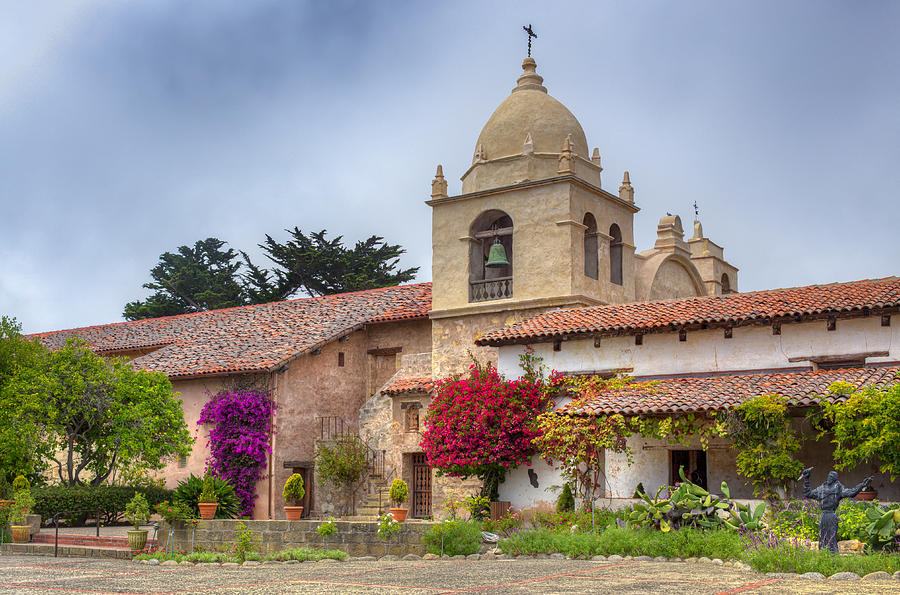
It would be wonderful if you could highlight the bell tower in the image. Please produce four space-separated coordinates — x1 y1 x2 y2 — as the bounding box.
427 57 639 377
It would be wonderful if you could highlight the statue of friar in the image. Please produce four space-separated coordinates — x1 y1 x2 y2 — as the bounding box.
799 467 873 552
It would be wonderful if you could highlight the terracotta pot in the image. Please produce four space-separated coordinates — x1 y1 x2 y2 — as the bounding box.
390 508 408 522
856 490 877 501
11 525 30 543
198 502 218 520
285 505 303 521
127 529 148 551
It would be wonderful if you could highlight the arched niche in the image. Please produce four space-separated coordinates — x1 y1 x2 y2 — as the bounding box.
609 223 623 286
721 273 732 294
583 213 598 280
469 210 513 302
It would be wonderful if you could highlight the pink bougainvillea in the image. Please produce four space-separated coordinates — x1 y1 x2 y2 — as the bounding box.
197 390 275 517
420 354 557 498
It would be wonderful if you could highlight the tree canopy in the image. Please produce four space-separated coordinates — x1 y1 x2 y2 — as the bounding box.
2 337 192 486
124 230 418 320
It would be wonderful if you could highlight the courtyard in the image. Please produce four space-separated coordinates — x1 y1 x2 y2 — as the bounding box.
1 555 899 595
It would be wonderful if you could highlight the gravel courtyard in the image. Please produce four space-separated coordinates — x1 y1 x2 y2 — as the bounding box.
2 555 900 594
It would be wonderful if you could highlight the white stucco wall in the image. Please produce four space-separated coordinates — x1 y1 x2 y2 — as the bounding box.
498 316 898 378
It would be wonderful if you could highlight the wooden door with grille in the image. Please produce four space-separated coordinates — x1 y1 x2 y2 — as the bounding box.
412 454 431 518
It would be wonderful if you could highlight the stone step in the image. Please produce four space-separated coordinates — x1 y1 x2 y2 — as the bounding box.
1 541 132 559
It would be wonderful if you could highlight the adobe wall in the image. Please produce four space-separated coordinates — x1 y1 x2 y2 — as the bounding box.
159 377 224 487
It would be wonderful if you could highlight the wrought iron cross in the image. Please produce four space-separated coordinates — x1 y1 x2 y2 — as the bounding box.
523 24 537 57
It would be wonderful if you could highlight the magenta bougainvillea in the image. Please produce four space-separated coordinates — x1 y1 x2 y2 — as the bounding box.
420 356 557 498
198 389 275 517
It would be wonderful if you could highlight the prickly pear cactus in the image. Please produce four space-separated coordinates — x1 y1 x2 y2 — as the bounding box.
626 467 766 532
865 506 900 549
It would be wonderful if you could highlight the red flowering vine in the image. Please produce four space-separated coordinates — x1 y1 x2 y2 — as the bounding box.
420 353 557 499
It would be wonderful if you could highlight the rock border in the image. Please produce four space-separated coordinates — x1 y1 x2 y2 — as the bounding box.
132 553 900 581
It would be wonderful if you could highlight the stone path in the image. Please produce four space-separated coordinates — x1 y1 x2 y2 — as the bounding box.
1 555 900 594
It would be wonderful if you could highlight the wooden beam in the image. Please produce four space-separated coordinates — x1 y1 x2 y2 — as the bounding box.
367 347 403 356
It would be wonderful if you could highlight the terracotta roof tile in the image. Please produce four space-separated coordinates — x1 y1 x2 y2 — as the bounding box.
476 277 900 346
381 377 435 395
32 283 432 378
563 365 900 416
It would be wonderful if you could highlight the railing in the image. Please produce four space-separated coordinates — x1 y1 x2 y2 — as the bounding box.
470 277 513 302
45 509 119 558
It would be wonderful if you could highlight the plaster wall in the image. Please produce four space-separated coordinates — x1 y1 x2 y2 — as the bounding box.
159 377 224 487
648 259 705 299
497 316 899 378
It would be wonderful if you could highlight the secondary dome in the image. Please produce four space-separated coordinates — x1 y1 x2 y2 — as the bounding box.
474 58 589 161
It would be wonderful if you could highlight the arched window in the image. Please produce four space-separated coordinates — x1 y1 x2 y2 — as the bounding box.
583 213 598 279
609 223 623 286
721 273 732 294
469 210 513 302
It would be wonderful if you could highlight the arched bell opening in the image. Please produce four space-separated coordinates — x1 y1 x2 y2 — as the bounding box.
721 273 733 294
609 223 623 286
469 210 513 302
583 213 599 280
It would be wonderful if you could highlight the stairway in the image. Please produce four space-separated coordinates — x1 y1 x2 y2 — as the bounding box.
343 480 390 521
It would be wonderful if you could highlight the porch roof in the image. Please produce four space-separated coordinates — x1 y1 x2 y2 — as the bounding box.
381 377 434 395
562 365 899 416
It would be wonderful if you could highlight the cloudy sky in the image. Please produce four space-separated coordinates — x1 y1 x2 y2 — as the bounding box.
1 1 898 334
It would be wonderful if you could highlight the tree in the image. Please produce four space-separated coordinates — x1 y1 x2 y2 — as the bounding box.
420 357 554 500
4 338 192 486
822 379 900 480
314 434 370 516
249 228 419 299
123 238 246 320
0 316 47 484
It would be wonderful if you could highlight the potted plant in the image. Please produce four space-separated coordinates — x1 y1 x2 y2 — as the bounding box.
124 493 151 551
856 484 878 501
9 480 34 543
197 474 219 520
283 473 305 520
389 479 409 522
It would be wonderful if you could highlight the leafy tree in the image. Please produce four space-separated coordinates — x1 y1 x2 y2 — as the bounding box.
123 238 246 320
315 434 369 516
822 379 900 480
0 316 48 484
420 355 554 501
4 338 192 486
249 228 419 299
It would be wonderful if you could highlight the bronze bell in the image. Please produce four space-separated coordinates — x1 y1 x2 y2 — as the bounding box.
485 238 510 268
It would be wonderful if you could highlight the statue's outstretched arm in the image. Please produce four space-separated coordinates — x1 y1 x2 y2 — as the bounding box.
801 468 820 500
842 476 873 499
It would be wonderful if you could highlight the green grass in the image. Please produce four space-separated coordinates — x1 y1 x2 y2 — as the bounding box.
499 526 744 560
133 548 346 563
263 547 348 562
741 542 900 576
423 520 482 556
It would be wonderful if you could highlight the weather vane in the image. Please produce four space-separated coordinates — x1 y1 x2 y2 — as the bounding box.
523 24 537 57
693 201 700 221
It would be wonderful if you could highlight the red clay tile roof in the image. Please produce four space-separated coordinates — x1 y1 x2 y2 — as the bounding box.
476 277 900 346
32 283 432 378
562 365 900 416
381 377 435 395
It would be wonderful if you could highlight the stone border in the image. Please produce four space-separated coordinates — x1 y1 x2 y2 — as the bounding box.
133 552 900 581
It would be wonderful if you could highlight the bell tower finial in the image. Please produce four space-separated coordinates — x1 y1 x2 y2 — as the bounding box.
619 171 634 203
431 164 448 199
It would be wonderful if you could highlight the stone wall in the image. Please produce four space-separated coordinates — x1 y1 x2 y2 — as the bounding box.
160 519 433 557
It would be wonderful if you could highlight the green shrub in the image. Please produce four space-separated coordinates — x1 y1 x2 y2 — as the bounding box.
500 526 744 560
766 499 819 542
197 474 217 504
11 475 29 493
0 476 11 500
531 508 619 533
282 473 305 506
556 483 575 513
233 521 260 562
742 541 900 576
838 499 884 542
124 493 150 530
173 474 239 519
32 485 172 525
423 520 482 556
263 547 347 562
10 489 35 525
317 517 338 547
389 479 408 507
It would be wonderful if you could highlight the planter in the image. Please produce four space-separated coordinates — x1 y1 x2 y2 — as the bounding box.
127 529 148 551
198 502 219 520
856 490 877 501
284 505 303 521
11 525 30 543
390 508 408 522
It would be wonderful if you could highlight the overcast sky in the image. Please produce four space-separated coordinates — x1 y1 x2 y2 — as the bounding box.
1 1 898 334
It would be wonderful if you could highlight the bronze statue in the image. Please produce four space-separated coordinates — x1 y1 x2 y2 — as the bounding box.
800 467 873 552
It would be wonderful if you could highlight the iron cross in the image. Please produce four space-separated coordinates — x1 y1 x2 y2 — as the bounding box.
523 24 537 57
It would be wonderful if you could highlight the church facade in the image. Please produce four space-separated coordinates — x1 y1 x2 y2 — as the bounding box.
32 56 897 519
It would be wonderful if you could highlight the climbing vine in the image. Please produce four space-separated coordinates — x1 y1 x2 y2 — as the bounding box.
198 389 275 517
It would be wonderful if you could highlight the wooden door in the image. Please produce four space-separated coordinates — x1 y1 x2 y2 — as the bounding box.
412 454 431 518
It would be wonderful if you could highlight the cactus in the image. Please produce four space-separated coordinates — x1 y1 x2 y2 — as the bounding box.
626 466 766 532
864 506 900 549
